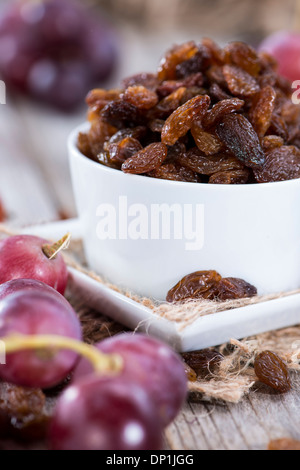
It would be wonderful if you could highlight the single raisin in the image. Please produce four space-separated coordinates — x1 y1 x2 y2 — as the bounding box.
216 277 257 300
254 146 300 182
177 148 245 175
148 163 199 183
249 86 276 138
216 114 265 168
101 99 142 129
203 98 245 129
123 86 158 110
191 123 223 155
208 169 250 184
223 65 260 97
268 114 289 141
209 83 231 102
182 349 224 377
254 351 291 393
121 142 168 174
166 270 222 303
161 95 210 146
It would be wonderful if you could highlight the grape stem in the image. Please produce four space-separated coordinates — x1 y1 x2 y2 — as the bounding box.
1 334 123 375
42 233 72 260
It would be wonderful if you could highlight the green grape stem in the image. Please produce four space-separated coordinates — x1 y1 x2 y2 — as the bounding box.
1 334 123 375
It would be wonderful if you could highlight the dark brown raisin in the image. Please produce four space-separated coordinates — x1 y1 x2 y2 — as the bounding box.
203 98 245 129
209 169 250 184
182 349 224 377
223 65 260 97
166 270 222 303
177 148 245 175
121 142 168 174
216 114 265 168
254 146 300 182
161 95 210 146
254 351 291 393
209 83 231 102
216 277 257 300
101 99 142 129
268 114 289 141
249 86 276 138
123 86 158 110
107 137 143 163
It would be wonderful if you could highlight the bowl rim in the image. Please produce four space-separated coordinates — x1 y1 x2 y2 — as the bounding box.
69 122 300 191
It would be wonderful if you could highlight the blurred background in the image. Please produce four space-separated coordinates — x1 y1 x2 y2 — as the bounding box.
0 0 299 228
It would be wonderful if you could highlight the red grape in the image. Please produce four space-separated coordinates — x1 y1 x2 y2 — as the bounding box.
73 333 188 426
0 235 68 295
0 0 118 110
0 289 82 388
49 376 163 450
0 278 70 307
258 31 300 82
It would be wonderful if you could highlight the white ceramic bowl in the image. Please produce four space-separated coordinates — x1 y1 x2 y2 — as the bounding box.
69 123 300 301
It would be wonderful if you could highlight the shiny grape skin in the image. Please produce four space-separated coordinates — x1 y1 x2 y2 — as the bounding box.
0 235 68 295
49 376 163 450
0 290 82 389
0 279 70 307
73 333 188 427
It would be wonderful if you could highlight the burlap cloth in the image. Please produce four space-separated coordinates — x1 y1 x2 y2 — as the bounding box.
1 224 300 404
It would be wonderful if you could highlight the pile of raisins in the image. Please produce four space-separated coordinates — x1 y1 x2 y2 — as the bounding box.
78 39 300 184
166 270 257 303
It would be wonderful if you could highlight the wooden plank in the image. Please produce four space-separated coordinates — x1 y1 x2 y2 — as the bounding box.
15 99 84 218
166 374 300 450
0 103 58 226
